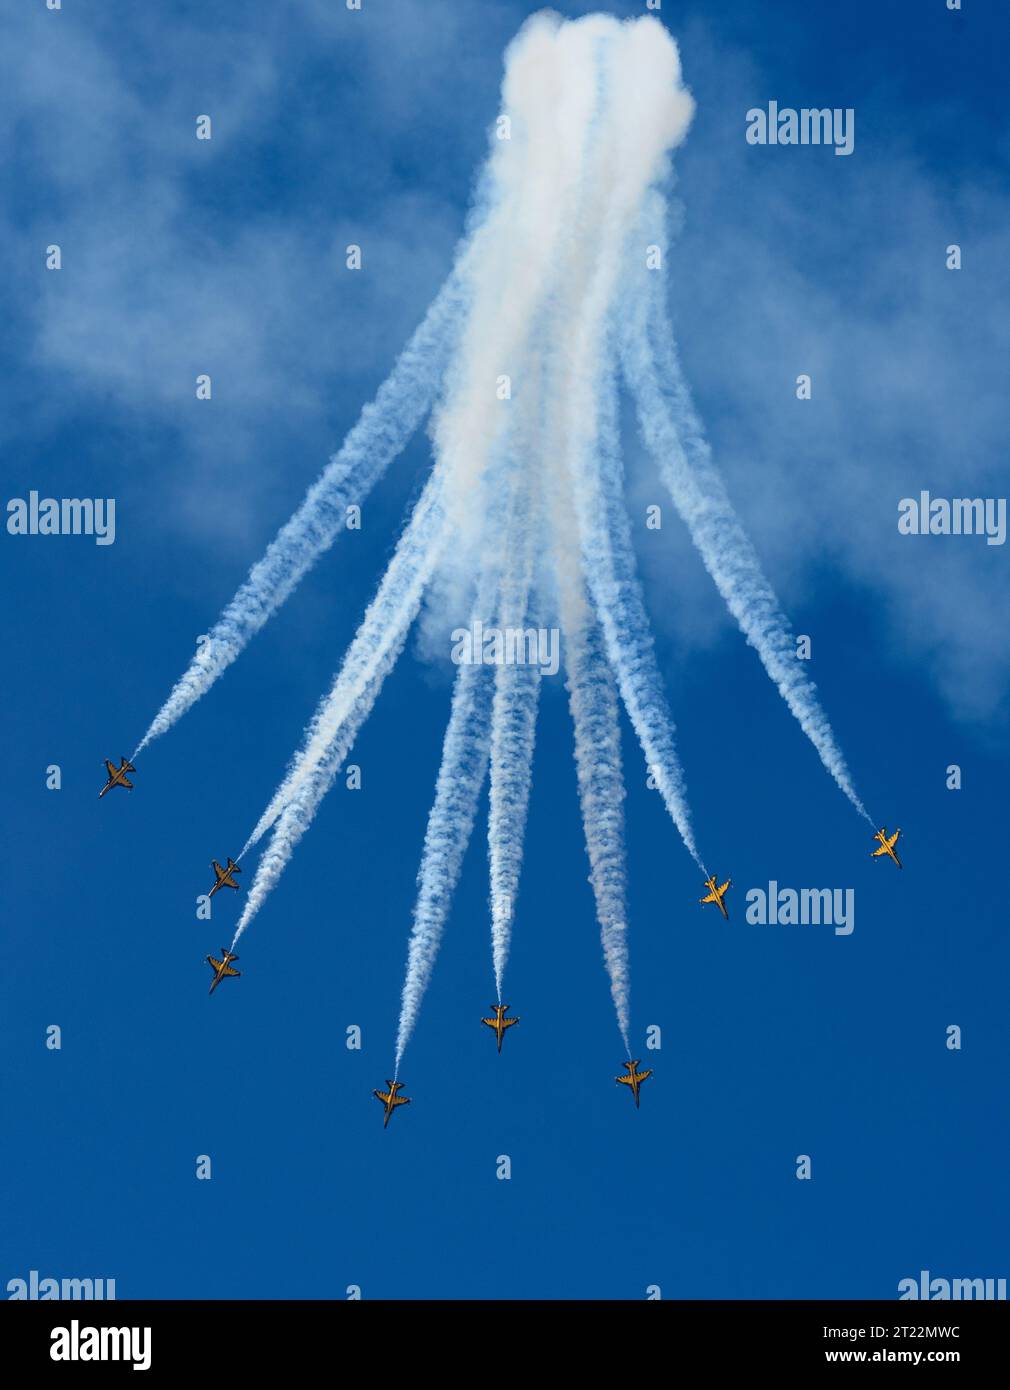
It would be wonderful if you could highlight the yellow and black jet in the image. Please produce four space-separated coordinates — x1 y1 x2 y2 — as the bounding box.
615 1059 653 1109
481 1003 519 1053
209 857 241 898
870 827 902 868
700 873 731 920
373 1079 410 1129
206 947 241 995
99 756 135 798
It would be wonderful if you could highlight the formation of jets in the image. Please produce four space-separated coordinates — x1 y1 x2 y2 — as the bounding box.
98 751 905 1123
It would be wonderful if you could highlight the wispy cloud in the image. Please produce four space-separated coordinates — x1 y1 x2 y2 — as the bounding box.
631 19 1010 724
4 1 1006 723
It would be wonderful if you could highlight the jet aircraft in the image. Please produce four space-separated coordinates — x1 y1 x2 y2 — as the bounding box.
374 1079 411 1128
481 1003 519 1053
870 827 902 868
99 757 135 798
206 948 241 994
615 1059 653 1108
209 857 241 897
700 874 731 920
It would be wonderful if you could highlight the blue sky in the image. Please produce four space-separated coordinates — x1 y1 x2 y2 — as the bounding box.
2 0 1008 1299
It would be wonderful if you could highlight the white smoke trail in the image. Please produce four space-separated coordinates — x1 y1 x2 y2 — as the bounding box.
135 11 599 761
395 656 495 1072
563 618 631 1052
395 401 539 1060
134 273 466 756
392 386 530 1068
241 471 449 854
487 483 542 1000
432 11 605 533
230 648 402 949
544 381 634 1050
203 12 876 1035
225 13 634 949
550 22 701 867
236 8 598 859
620 194 871 821
542 330 633 1054
487 16 695 1041
488 658 541 997
571 365 703 868
229 481 448 941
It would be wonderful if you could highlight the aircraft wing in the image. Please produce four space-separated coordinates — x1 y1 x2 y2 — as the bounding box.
700 890 718 904
104 759 116 776
502 1017 519 1029
718 881 730 896
222 965 240 977
118 775 134 789
481 1017 497 1028
615 1073 634 1086
208 956 223 970
871 843 890 857
873 831 901 856
392 1095 410 1108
